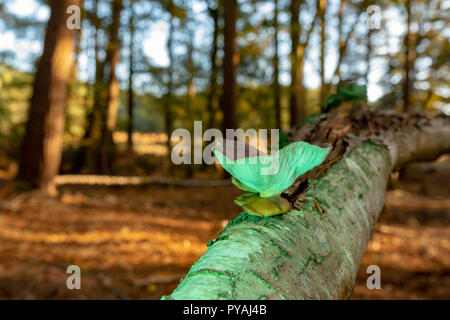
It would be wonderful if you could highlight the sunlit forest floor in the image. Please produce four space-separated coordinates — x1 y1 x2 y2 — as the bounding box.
0 156 448 299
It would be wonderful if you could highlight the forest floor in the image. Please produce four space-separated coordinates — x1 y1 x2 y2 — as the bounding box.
0 157 448 299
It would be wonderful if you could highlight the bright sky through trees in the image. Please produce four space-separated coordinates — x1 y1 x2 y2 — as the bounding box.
1 0 432 103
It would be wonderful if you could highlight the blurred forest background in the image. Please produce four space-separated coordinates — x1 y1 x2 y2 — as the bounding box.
0 0 449 299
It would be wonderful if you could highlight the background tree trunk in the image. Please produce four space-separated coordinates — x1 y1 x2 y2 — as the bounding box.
330 2 360 88
164 0 175 170
18 0 80 195
273 0 281 129
186 26 196 178
290 0 317 128
98 0 123 173
220 0 238 132
403 0 412 113
289 0 301 128
127 1 135 150
72 0 100 173
319 0 328 106
164 115 450 300
366 28 372 87
364 0 372 88
207 4 219 130
186 30 196 119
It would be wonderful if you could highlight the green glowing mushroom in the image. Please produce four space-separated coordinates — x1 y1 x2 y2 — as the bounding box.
213 140 330 217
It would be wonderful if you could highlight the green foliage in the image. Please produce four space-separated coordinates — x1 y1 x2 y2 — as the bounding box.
322 84 367 112
0 63 33 146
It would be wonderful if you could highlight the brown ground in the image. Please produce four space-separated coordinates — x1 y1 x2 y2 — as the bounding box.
352 157 450 299
0 157 448 300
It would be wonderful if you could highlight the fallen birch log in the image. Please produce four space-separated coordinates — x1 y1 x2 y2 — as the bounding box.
165 112 450 300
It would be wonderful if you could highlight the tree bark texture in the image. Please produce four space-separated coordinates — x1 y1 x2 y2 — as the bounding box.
18 0 80 194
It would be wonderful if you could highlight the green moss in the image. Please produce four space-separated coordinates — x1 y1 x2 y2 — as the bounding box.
207 235 230 247
241 227 263 234
224 212 263 229
185 269 234 283
294 207 310 228
273 267 279 277
298 249 331 276
315 196 330 208
248 270 275 291
217 292 232 299
270 240 291 259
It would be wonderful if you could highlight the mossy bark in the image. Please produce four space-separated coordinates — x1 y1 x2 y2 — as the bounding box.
165 119 450 300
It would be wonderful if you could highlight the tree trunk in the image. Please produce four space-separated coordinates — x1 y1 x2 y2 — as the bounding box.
186 28 196 178
207 5 219 130
67 3 82 109
334 0 344 87
319 0 328 106
98 0 123 173
403 0 411 113
18 0 80 195
273 0 281 129
366 28 372 87
220 0 238 132
289 0 301 128
332 7 361 88
127 2 135 150
72 0 100 173
164 0 175 166
186 30 196 118
290 0 317 128
364 0 372 88
164 114 450 300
